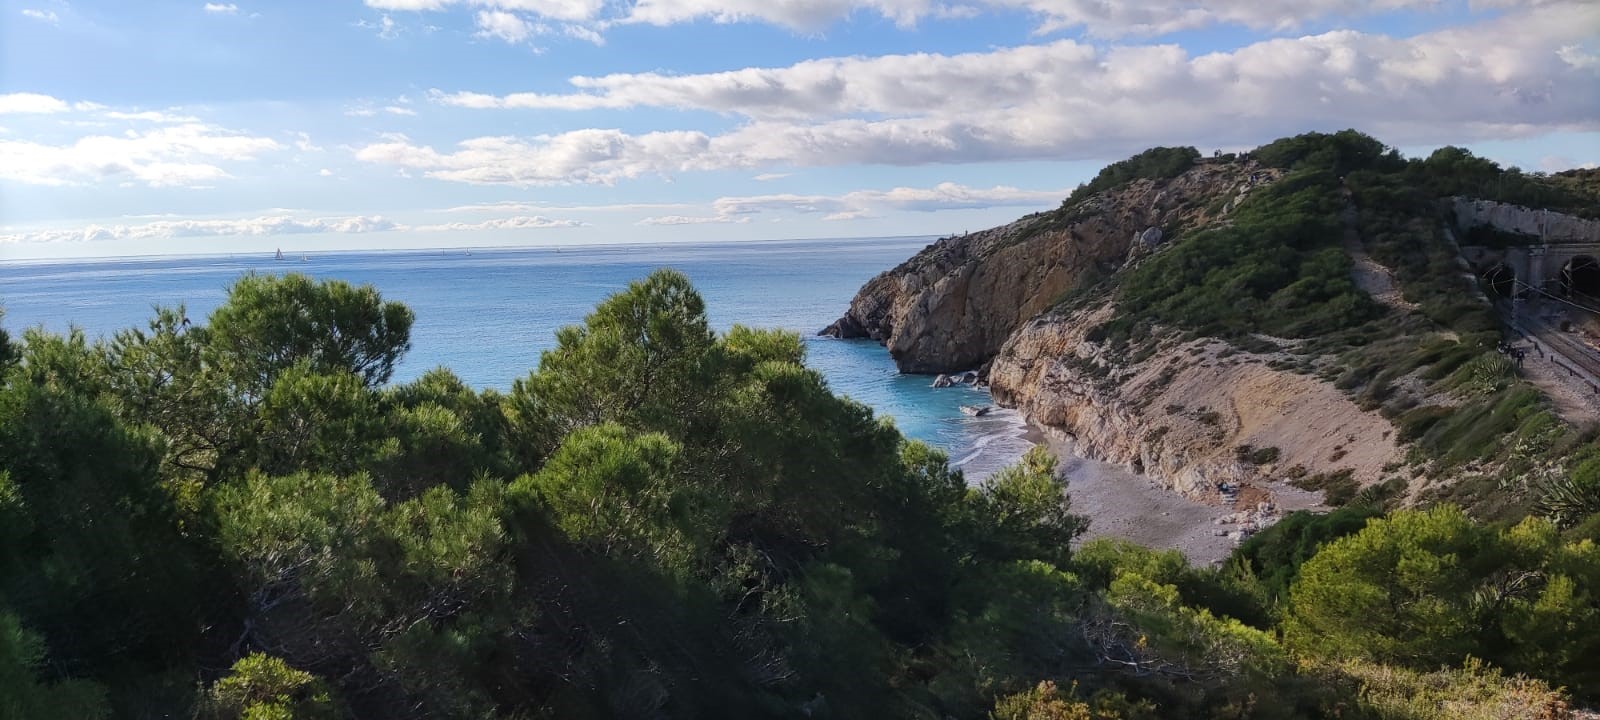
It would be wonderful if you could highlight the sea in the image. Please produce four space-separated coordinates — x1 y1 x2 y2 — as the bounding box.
0 238 1035 482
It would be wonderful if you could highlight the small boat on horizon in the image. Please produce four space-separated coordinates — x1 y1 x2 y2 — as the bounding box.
274 248 284 261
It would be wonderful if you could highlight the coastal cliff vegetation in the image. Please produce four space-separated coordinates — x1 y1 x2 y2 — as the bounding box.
7 131 1600 718
2 261 1598 719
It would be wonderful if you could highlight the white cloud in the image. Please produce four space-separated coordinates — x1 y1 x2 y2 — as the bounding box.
753 172 791 181
0 124 283 187
436 200 694 213
203 3 239 14
638 214 750 225
0 93 72 114
20 8 59 23
384 105 417 116
415 215 584 231
1541 155 1599 172
104 110 203 123
2 215 399 244
474 10 542 42
2 213 582 244
368 0 604 22
702 182 1065 220
615 0 1529 37
318 168 335 176
394 4 1600 185
361 0 1562 41
623 0 934 31
357 13 403 39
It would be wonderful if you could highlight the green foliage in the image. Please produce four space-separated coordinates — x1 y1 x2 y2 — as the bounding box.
0 371 208 676
0 611 109 720
205 273 413 394
1537 457 1600 528
1335 657 1572 720
200 653 339 720
990 680 1152 720
1286 507 1600 698
1251 129 1401 176
1290 468 1360 506
1228 507 1379 607
509 423 688 562
508 269 717 452
969 447 1088 567
1063 146 1200 207
1115 159 1381 338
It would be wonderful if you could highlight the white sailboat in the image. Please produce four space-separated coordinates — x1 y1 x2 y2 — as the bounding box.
274 248 284 261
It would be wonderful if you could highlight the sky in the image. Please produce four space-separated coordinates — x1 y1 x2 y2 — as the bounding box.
0 0 1597 259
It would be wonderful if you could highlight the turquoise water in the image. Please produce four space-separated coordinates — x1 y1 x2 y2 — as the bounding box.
0 238 1032 480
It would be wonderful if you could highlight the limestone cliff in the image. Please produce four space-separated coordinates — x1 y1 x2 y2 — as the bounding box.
821 156 1406 504
1453 197 1600 243
988 306 1404 503
821 159 1272 374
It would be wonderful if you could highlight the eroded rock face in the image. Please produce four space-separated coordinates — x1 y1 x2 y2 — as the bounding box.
987 307 1404 500
1453 197 1600 244
821 161 1263 374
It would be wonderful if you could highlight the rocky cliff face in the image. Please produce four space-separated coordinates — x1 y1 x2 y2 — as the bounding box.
1453 197 1600 243
988 306 1404 502
822 156 1412 501
821 160 1270 374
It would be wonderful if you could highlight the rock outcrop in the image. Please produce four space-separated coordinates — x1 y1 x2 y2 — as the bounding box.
1453 197 1600 244
820 160 1270 374
987 306 1404 501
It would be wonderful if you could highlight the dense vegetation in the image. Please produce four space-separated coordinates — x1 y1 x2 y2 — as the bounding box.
1061 146 1202 208
2 266 1598 719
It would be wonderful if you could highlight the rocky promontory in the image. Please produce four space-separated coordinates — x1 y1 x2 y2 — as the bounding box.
820 159 1272 374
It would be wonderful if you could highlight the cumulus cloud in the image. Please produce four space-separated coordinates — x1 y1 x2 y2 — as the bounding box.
0 93 97 114
367 0 1560 39
388 4 1600 186
2 213 581 244
203 3 239 14
474 10 541 42
20 8 58 23
0 123 283 187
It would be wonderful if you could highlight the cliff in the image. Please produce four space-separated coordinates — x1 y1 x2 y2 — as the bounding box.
1454 197 1600 244
821 159 1273 374
988 305 1405 502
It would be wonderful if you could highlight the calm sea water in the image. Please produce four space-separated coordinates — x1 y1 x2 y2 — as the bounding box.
0 238 1032 481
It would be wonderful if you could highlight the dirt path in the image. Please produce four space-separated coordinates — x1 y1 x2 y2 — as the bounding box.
1340 206 1416 311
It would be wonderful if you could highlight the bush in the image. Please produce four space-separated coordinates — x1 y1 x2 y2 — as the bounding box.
1063 146 1201 207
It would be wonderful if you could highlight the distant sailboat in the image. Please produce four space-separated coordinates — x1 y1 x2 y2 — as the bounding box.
274 248 284 261
301 254 308 262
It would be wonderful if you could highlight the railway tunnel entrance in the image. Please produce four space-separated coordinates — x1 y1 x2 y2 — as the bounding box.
1560 256 1600 304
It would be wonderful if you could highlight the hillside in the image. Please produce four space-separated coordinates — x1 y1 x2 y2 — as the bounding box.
827 131 1600 522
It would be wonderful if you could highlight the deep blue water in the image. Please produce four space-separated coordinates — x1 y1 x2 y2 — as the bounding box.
0 238 1032 480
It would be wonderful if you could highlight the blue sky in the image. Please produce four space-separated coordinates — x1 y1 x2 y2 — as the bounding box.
1 0 1597 259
